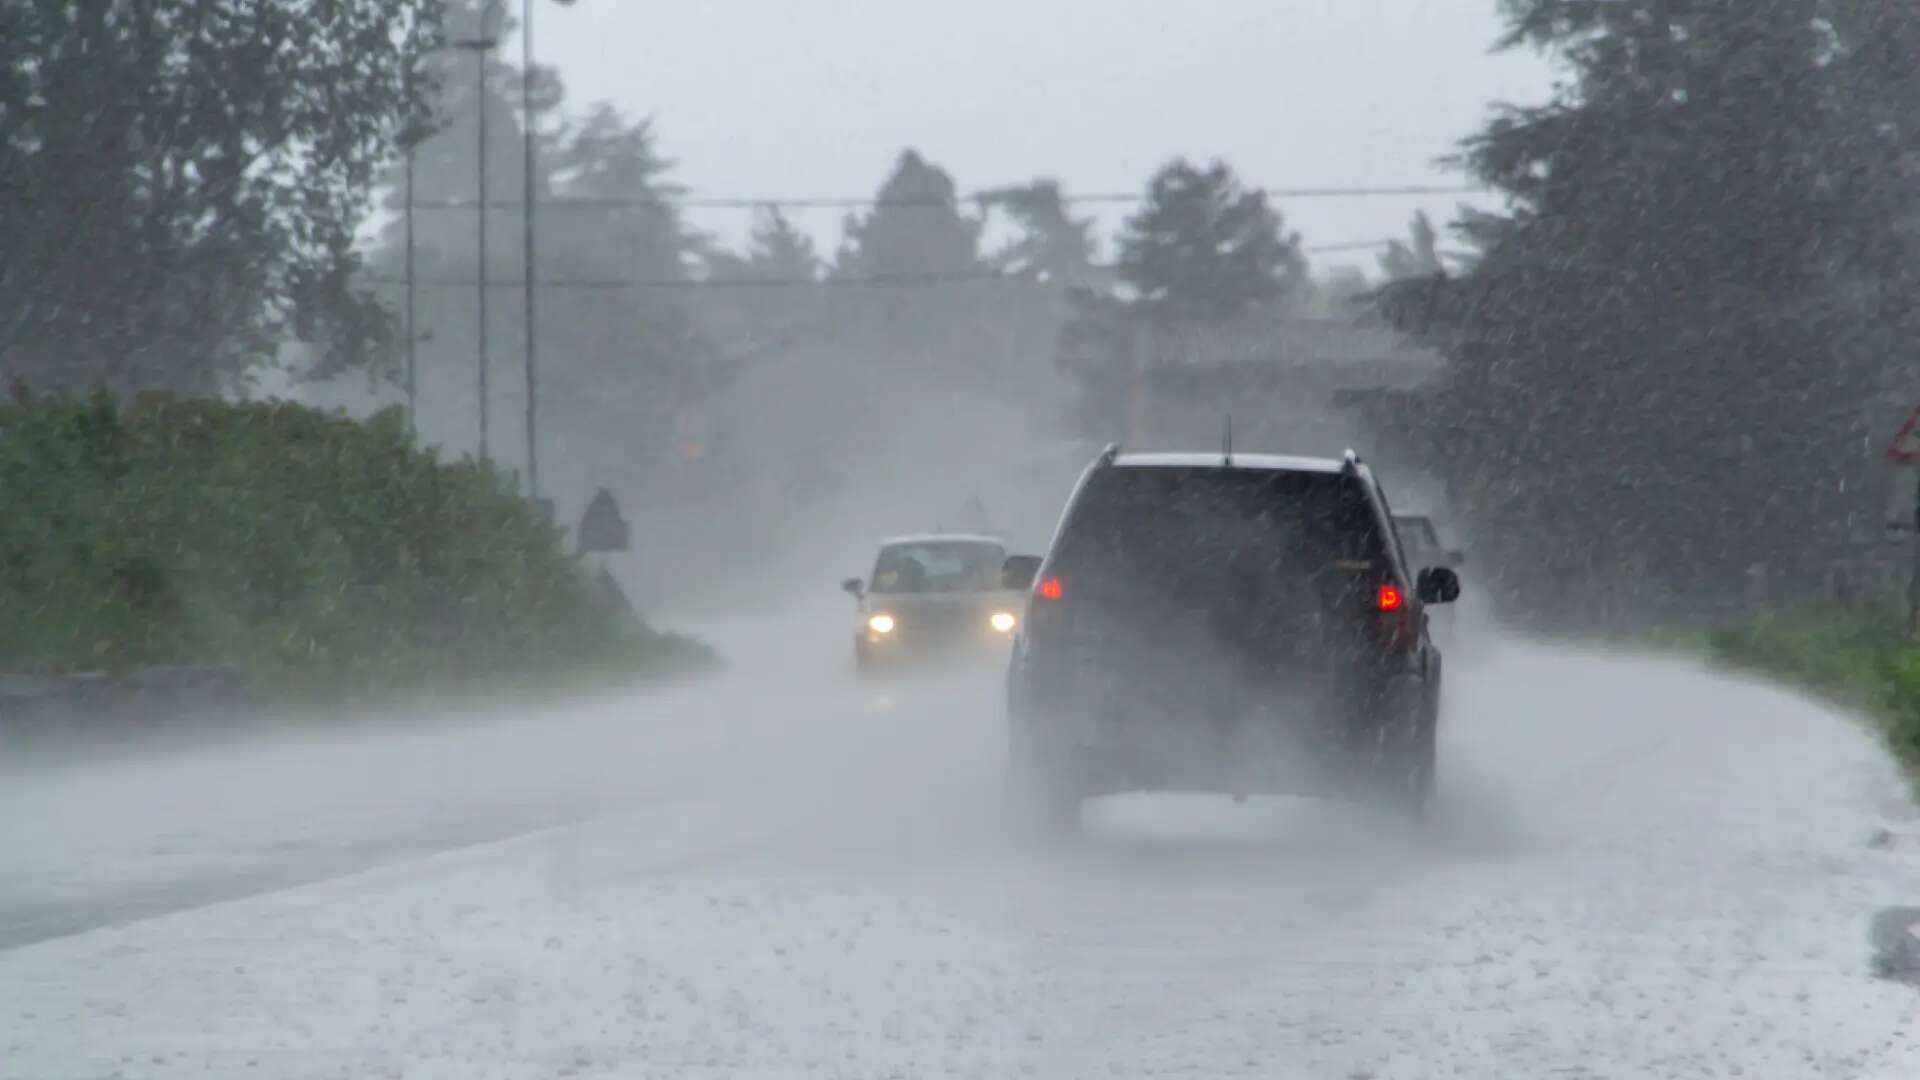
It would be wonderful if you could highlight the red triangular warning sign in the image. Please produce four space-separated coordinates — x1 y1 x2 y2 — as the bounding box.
1887 405 1920 465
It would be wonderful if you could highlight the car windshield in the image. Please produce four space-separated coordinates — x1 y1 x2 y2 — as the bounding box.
870 540 1006 594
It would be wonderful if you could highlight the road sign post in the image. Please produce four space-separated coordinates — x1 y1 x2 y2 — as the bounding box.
577 487 630 555
1906 465 1920 639
1883 405 1920 636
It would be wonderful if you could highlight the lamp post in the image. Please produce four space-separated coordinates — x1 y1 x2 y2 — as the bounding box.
403 93 417 434
452 26 500 464
521 0 541 499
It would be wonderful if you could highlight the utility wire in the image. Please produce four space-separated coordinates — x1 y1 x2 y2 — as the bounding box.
364 239 1400 292
1302 239 1406 254
407 184 1483 213
371 269 1052 290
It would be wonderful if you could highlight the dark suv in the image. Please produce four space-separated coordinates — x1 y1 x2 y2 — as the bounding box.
1000 445 1460 830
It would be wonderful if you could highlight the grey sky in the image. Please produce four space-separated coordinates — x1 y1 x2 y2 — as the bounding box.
537 0 1556 273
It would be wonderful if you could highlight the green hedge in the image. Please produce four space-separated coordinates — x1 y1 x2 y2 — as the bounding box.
0 391 711 702
1690 604 1920 773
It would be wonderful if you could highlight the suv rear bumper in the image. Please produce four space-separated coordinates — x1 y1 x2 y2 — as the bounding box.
1009 655 1431 799
1064 736 1364 799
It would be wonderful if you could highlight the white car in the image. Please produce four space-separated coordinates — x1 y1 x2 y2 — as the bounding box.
841 534 1024 675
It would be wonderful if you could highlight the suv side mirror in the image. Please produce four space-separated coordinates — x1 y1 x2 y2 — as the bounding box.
1416 566 1460 604
1001 555 1042 591
841 577 864 598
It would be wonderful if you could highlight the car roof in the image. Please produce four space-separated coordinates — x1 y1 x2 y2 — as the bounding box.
1109 451 1349 475
876 533 1005 548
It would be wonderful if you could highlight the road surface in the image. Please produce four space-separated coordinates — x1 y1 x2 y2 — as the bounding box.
4 607 1920 1078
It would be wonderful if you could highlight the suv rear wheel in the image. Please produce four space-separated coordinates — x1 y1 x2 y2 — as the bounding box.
1008 715 1081 839
1359 676 1437 820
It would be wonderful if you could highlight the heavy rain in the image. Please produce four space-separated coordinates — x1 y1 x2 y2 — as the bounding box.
4 2 1920 1077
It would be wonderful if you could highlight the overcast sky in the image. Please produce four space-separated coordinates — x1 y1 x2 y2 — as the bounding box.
535 0 1556 274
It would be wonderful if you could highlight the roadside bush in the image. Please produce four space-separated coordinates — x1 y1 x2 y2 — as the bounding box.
1693 604 1920 774
0 391 712 702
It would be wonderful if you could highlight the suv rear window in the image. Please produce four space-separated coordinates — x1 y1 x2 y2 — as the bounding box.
1049 466 1389 585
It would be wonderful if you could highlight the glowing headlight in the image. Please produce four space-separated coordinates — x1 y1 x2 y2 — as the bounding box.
989 611 1017 633
867 613 896 634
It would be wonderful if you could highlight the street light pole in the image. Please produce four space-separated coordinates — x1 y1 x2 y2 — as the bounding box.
396 52 421 435
453 29 499 465
404 122 417 435
402 52 426 439
522 0 540 499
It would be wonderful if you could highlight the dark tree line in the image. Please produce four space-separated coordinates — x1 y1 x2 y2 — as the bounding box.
0 0 1422 539
1370 0 1920 630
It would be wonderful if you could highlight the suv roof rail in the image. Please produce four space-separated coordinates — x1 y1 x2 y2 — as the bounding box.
1096 441 1121 466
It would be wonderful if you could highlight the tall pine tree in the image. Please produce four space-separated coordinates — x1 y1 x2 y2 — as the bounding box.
1115 159 1305 322
1056 158 1308 440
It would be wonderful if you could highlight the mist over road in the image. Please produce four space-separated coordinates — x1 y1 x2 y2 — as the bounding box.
5 606 1920 1077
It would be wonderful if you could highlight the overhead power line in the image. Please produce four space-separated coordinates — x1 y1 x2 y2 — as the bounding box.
406 183 1483 213
1301 238 1406 254
371 268 1057 291
363 239 1401 293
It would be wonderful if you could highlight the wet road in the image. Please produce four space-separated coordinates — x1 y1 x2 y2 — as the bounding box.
5 613 1920 1078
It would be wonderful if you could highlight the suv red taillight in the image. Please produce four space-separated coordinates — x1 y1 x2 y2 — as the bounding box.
1372 579 1418 652
1022 574 1067 643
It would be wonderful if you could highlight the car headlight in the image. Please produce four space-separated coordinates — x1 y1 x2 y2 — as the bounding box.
867 613 896 634
989 611 1017 633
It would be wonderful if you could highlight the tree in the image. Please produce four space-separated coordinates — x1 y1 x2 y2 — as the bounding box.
1053 158 1310 438
1302 266 1375 316
831 150 1034 380
360 25 716 509
1372 0 1920 629
360 0 546 437
1114 158 1306 322
979 180 1099 287
545 106 698 283
746 206 821 281
506 103 719 500
1377 211 1443 281
698 205 825 363
834 150 984 281
709 206 821 283
0 0 443 395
